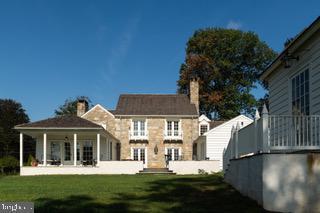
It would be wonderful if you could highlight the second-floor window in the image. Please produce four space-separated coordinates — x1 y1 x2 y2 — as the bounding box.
200 125 208 135
132 120 146 136
167 120 180 136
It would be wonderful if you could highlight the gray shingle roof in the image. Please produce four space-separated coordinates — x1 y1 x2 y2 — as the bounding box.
15 116 103 129
209 120 228 129
113 94 198 116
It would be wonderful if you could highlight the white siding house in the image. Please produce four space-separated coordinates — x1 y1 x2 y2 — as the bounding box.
262 17 320 115
223 17 320 212
195 115 253 169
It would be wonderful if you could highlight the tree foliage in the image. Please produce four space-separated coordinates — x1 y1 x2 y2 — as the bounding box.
178 28 277 119
0 99 30 158
55 96 92 116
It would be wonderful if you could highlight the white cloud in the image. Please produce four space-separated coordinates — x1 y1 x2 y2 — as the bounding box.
226 20 242 30
93 14 141 102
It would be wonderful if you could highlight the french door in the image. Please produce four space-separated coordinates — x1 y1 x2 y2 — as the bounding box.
166 148 181 161
132 148 147 168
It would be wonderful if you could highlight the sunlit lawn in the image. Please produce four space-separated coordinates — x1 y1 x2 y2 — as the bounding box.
0 173 268 212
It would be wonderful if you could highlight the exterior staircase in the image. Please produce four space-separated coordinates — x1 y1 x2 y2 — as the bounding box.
138 168 176 175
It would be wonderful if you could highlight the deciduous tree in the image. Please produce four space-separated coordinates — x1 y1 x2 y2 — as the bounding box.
0 99 31 158
178 28 277 119
55 96 92 116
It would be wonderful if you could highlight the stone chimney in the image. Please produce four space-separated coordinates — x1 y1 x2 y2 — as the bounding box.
77 99 88 117
190 77 199 115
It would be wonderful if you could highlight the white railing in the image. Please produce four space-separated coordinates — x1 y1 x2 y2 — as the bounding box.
129 131 148 140
163 130 183 140
269 115 320 149
223 105 320 172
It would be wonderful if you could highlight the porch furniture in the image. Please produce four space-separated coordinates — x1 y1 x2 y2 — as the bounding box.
51 159 61 166
82 159 96 166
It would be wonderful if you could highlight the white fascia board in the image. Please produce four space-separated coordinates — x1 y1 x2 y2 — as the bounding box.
198 114 210 122
203 115 253 136
81 104 115 118
14 127 103 130
115 114 198 118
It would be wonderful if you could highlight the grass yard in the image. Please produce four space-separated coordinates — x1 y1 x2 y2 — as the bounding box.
0 173 267 212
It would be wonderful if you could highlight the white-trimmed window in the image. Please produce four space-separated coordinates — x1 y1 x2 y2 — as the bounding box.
166 120 180 137
131 120 147 137
131 147 147 165
165 148 181 161
83 141 93 161
64 142 71 161
200 125 208 135
292 69 310 115
51 142 60 161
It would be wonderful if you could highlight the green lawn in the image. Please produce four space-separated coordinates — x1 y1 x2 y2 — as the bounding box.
0 173 267 212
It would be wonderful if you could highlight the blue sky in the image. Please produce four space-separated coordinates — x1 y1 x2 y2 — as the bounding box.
0 0 319 121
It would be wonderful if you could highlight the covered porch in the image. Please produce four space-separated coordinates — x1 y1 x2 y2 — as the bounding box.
15 116 119 168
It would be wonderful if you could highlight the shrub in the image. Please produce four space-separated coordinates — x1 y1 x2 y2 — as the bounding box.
198 169 208 175
27 154 35 166
0 156 19 174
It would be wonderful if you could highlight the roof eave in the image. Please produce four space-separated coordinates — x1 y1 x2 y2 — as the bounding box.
14 127 103 130
260 16 320 81
114 114 198 118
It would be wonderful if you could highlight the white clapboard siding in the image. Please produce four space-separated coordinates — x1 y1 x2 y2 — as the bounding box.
310 34 320 114
268 65 290 115
268 30 320 115
204 115 253 169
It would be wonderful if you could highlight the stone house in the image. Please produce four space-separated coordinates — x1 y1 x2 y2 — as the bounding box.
81 78 200 168
15 77 221 175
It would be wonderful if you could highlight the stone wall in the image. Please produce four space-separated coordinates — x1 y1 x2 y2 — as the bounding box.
115 117 199 168
82 105 116 137
82 105 199 168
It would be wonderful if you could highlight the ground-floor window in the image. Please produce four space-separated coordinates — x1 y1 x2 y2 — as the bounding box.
77 142 80 161
132 148 146 164
51 142 60 160
83 141 93 161
166 148 181 161
110 141 113 160
64 142 71 161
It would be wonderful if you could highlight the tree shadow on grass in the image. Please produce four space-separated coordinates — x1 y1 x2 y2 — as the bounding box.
35 175 271 213
111 175 271 213
36 195 134 213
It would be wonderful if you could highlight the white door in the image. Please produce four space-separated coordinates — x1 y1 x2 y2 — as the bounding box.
132 148 147 168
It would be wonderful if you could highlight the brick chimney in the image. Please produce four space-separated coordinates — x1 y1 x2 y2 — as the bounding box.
190 77 199 115
77 99 88 117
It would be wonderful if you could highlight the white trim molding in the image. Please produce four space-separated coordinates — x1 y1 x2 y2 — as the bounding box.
164 119 183 140
129 118 148 140
81 104 115 118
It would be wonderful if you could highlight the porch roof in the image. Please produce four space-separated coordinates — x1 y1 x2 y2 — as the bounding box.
14 116 103 130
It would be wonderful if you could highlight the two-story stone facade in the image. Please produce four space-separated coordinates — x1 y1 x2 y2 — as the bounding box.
82 79 199 168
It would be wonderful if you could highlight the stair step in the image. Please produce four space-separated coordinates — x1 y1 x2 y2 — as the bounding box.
138 168 175 175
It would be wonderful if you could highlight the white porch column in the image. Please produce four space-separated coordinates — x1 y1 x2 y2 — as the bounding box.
74 133 77 166
97 133 100 166
43 133 47 166
19 133 23 167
